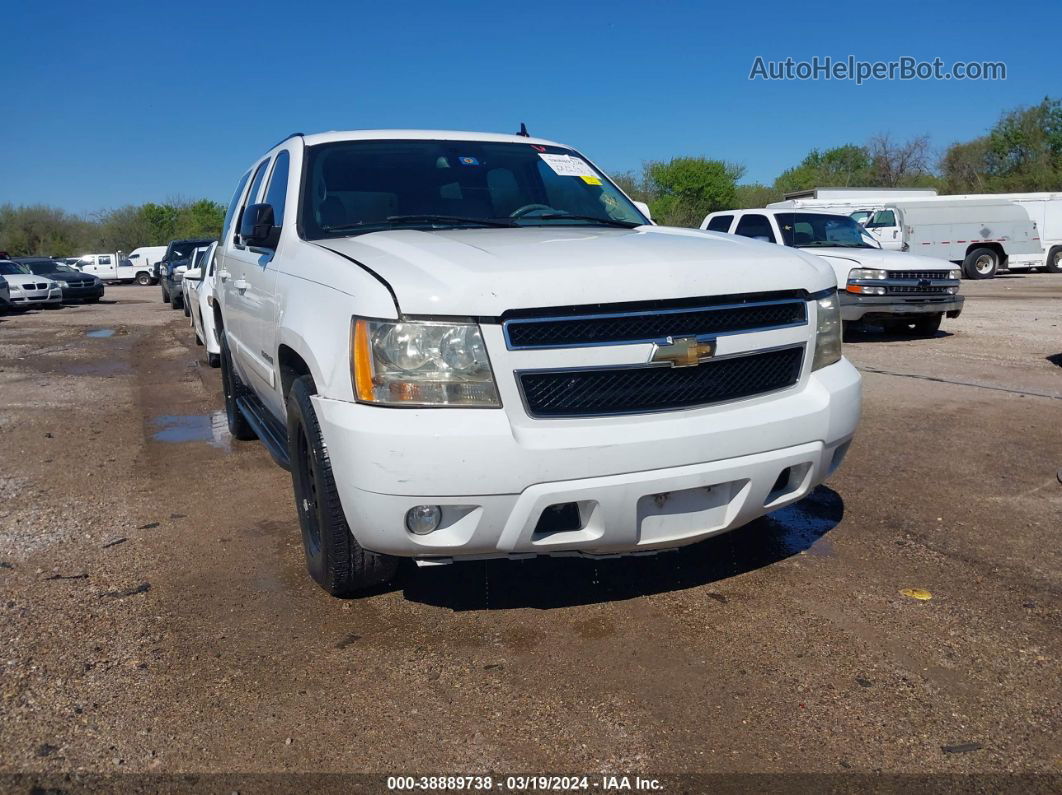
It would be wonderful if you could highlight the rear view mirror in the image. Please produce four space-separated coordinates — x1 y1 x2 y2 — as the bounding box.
240 203 280 249
184 267 203 281
634 201 653 223
175 265 188 275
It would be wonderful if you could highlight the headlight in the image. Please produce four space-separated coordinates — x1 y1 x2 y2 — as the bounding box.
847 268 887 281
351 318 501 407
812 290 842 372
10 285 21 293
948 269 961 280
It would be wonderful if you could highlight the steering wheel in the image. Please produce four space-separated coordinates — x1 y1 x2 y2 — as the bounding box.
510 203 555 218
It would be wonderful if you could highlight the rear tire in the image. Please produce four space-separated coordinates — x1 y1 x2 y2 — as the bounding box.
962 247 999 279
207 352 221 368
220 334 258 441
1047 246 1062 274
135 272 151 286
286 374 399 596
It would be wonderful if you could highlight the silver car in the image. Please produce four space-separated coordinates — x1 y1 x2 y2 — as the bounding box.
0 261 63 310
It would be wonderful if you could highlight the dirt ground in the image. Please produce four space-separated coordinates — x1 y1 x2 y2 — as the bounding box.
0 276 1059 788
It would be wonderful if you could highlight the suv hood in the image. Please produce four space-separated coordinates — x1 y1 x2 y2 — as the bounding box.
806 247 954 272
317 227 835 316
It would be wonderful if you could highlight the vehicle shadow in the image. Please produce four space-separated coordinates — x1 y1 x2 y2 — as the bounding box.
1047 353 1062 368
844 326 954 344
399 485 843 611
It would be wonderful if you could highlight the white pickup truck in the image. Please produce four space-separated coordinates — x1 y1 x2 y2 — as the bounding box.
213 129 862 595
74 252 155 285
702 208 964 336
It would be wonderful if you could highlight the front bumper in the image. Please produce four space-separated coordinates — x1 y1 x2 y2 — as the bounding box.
9 288 63 307
313 358 862 560
840 292 964 322
60 283 104 301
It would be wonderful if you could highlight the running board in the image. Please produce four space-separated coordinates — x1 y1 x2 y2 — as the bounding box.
236 395 291 471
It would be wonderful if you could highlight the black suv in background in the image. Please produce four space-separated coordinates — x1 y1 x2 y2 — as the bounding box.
158 238 215 309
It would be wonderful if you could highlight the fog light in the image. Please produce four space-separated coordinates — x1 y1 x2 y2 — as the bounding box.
405 505 442 535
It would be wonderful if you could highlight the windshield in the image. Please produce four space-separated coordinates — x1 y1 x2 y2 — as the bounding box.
25 262 62 274
0 262 29 275
168 241 213 260
300 139 648 239
774 212 876 249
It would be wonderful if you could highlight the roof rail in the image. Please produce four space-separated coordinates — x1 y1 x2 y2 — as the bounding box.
267 132 304 152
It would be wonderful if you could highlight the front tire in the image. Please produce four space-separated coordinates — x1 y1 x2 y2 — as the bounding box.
286 375 399 596
207 352 221 368
161 284 169 303
963 247 999 279
170 289 183 310
220 334 258 441
1047 247 1062 274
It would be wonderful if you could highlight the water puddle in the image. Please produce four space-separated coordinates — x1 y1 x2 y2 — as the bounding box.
64 360 131 376
151 411 231 450
85 328 115 338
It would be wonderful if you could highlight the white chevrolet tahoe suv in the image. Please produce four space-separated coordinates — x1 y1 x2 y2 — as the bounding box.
214 130 862 596
702 209 964 336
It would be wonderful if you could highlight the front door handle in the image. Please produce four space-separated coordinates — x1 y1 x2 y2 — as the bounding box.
234 278 249 293
219 269 230 282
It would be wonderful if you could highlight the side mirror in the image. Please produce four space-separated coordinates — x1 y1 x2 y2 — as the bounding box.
175 265 188 275
633 201 652 223
240 203 280 249
184 267 203 281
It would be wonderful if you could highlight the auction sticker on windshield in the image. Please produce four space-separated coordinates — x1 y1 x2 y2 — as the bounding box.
539 153 598 178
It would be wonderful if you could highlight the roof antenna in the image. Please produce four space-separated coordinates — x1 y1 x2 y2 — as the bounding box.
517 122 530 137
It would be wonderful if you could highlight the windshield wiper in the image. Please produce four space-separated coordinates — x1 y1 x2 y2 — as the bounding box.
523 213 640 228
322 215 517 234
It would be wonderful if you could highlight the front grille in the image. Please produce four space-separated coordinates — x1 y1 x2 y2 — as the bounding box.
504 297 806 349
888 285 952 295
887 270 950 280
32 283 48 290
519 346 804 418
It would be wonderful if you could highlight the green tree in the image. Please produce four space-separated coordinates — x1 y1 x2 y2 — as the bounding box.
939 137 991 193
0 204 95 256
734 183 780 209
174 198 225 239
644 157 744 227
773 144 873 196
984 97 1062 190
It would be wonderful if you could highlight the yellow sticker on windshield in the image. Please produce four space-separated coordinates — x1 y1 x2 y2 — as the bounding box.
580 176 602 185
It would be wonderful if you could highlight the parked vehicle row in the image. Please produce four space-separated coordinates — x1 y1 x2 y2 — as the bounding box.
0 259 97 312
165 128 862 598
768 188 1061 278
700 208 964 336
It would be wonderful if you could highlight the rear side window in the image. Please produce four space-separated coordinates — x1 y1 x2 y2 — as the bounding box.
706 214 733 232
734 214 776 243
98 255 112 265
263 151 290 227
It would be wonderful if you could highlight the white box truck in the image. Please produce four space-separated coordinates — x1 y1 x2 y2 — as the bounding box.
769 195 1042 278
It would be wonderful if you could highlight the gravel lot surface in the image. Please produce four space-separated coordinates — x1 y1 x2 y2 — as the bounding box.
0 278 1059 788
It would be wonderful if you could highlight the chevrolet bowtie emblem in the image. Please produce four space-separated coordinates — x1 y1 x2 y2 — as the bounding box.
650 336 718 367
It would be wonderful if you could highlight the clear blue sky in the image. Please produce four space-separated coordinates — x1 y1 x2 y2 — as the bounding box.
2 0 1059 214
